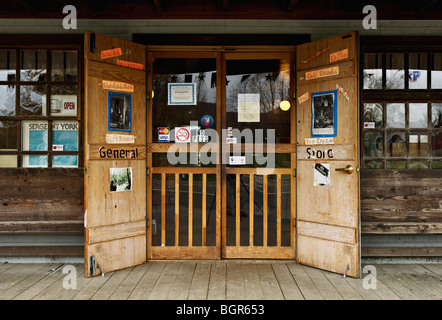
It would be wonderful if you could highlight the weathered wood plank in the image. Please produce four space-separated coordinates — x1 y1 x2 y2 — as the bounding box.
147 263 180 300
302 265 343 300
188 263 211 300
207 262 226 300
128 262 166 300
226 263 245 300
271 263 304 300
167 262 196 300
242 263 265 300
286 263 323 300
256 263 284 300
109 263 151 300
89 267 133 300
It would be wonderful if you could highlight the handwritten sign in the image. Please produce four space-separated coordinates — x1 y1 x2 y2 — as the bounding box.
102 80 134 93
330 49 348 63
106 134 135 144
305 66 339 81
117 59 144 70
297 92 309 104
100 48 122 59
305 137 335 145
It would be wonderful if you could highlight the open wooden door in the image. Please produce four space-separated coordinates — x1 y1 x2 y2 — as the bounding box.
84 31 147 277
296 32 360 277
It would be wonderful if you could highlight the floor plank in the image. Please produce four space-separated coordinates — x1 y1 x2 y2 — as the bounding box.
1 262 441 300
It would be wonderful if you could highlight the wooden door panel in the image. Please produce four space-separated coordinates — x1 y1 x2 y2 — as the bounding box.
84 31 147 277
296 31 360 278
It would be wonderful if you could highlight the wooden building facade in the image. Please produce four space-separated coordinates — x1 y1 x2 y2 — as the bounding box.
0 1 441 277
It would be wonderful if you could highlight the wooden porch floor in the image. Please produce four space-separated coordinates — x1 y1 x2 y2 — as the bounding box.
1 261 441 300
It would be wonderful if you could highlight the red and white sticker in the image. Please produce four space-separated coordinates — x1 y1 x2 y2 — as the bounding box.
175 127 190 143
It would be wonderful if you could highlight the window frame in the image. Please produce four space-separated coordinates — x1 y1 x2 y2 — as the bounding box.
360 36 442 170
0 40 83 169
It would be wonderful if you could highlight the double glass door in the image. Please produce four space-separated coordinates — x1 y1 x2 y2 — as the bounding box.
147 48 296 260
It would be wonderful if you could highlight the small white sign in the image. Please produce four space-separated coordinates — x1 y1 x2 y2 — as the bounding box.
106 134 135 144
226 137 237 144
229 156 246 165
168 83 197 105
52 144 64 151
175 127 191 143
305 137 335 145
364 122 375 129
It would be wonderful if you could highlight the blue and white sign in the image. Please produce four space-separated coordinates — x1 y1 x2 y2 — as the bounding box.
168 83 197 105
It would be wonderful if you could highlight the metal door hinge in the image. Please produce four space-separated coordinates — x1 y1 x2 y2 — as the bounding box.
146 167 150 176
293 169 297 177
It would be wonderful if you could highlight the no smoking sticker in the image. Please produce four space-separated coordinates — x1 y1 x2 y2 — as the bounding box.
175 127 190 143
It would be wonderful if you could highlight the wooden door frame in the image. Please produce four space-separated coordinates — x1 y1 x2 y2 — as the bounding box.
145 46 297 260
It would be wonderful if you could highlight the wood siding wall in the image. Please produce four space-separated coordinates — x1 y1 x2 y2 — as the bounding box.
0 168 84 256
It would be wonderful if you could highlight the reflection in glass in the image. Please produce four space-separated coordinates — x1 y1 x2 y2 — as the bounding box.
226 59 290 143
432 103 442 128
0 121 18 150
387 132 406 157
432 132 442 157
387 160 405 169
386 103 405 128
20 50 47 81
364 132 383 157
0 50 16 82
363 103 383 128
408 53 427 89
0 85 16 116
363 53 382 89
409 103 428 128
386 53 404 89
152 58 217 143
431 53 442 89
50 86 78 117
51 51 78 82
409 161 428 169
363 160 384 169
432 160 442 169
20 85 46 116
409 134 428 157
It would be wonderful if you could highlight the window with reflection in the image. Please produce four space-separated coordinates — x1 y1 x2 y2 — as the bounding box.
225 59 291 143
0 48 80 168
362 49 442 170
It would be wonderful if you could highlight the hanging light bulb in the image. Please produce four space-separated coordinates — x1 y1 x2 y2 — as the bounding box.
280 100 290 111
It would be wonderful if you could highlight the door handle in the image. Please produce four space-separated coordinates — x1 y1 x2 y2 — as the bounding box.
335 165 353 174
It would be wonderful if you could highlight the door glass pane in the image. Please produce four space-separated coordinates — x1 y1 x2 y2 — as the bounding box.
432 103 442 128
363 53 382 89
21 120 48 151
387 103 405 128
0 50 16 81
431 53 442 89
408 53 427 89
226 59 291 143
20 50 47 82
152 58 217 143
386 53 404 89
409 103 428 128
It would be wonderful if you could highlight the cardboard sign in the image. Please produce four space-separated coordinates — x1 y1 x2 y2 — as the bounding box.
101 48 123 59
305 137 335 145
330 48 349 63
297 92 309 104
117 59 144 70
102 80 134 93
305 66 339 81
106 134 135 144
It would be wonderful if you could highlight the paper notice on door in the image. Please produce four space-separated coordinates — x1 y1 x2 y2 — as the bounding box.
238 94 260 122
313 163 331 187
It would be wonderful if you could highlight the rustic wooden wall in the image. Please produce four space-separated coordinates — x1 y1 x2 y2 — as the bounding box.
360 170 442 257
0 168 84 256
